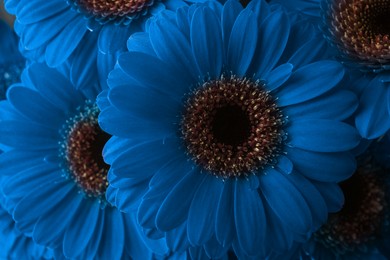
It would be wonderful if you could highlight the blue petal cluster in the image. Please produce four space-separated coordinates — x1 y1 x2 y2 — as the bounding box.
1 0 390 259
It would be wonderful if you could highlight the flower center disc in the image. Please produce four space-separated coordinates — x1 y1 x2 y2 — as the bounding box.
314 165 388 254
181 76 284 178
60 102 111 198
329 0 390 63
76 0 151 19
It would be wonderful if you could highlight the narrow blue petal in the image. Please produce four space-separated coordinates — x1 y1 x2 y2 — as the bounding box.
21 10 76 50
0 150 45 176
63 201 100 258
99 24 132 54
17 1 68 24
102 137 135 165
254 11 290 77
114 178 149 211
215 182 235 247
288 36 329 67
276 61 345 106
111 139 180 180
149 17 199 82
98 210 124 260
311 181 344 213
221 0 243 52
45 17 87 67
187 175 223 246
260 168 312 235
26 63 85 111
288 119 360 152
70 31 99 90
204 235 230 259
166 223 190 252
127 32 155 55
355 79 390 139
117 52 191 99
156 170 204 231
7 86 64 127
286 147 356 182
276 155 293 175
191 6 223 79
0 121 58 149
264 63 293 92
227 9 258 76
285 90 358 121
108 84 180 121
234 181 266 257
284 172 328 231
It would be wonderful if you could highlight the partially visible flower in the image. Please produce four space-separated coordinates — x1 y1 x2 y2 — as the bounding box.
4 0 213 67
321 0 390 72
0 61 168 259
0 20 25 100
301 142 390 259
99 0 360 258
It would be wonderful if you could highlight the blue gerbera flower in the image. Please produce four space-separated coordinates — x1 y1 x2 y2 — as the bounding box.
99 0 361 257
4 0 214 67
0 194 53 259
300 140 390 260
0 20 25 100
0 61 168 259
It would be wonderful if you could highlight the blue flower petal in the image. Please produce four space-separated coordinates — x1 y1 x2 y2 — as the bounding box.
108 84 180 121
227 8 258 76
126 32 155 55
191 6 223 79
166 224 189 253
203 235 230 259
187 175 223 246
286 147 356 182
311 181 344 213
16 0 68 24
221 0 243 53
215 181 235 247
355 78 390 139
284 172 327 231
7 86 64 127
276 61 344 106
234 181 266 257
260 168 312 235
285 90 358 121
276 155 293 175
287 36 329 68
254 10 290 77
98 210 125 260
63 201 100 258
149 17 199 82
264 63 293 92
45 15 87 67
156 170 204 231
288 119 360 152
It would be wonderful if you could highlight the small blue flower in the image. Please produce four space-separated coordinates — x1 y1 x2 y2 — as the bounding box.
4 0 212 67
0 61 168 259
99 0 360 257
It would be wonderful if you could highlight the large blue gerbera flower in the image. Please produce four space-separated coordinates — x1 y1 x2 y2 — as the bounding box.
99 0 361 257
0 194 53 259
0 20 25 100
300 140 390 260
4 0 214 67
0 61 168 259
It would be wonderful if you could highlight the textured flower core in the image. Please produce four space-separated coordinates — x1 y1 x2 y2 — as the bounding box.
75 0 152 19
59 101 111 198
181 75 284 178
328 0 390 64
314 163 388 254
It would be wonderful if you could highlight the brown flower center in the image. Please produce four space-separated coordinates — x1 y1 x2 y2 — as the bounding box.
76 0 151 18
314 163 388 254
181 75 284 178
327 0 390 64
60 102 111 199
